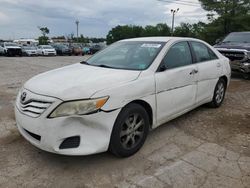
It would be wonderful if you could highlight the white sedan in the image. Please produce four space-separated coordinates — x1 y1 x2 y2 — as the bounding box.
15 37 231 157
37 45 56 56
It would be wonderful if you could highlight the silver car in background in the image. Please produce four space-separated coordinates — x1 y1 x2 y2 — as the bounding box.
21 46 38 56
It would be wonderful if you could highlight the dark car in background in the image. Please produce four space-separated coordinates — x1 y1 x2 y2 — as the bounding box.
51 44 72 56
90 44 102 54
214 32 250 79
1 42 22 56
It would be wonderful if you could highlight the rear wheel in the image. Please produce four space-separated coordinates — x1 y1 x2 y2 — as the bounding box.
109 103 150 157
243 73 250 80
208 78 226 108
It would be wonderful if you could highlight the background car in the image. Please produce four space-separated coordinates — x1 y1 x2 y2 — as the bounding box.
90 44 102 54
37 45 57 56
70 44 83 56
0 46 4 56
51 44 72 56
2 42 22 56
214 32 250 79
81 45 91 55
21 46 38 56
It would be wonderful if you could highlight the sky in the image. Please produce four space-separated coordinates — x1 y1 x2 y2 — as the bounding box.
0 0 208 40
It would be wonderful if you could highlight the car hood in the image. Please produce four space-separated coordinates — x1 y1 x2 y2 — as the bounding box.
5 46 21 49
26 50 37 52
24 63 141 101
214 42 250 51
44 49 55 51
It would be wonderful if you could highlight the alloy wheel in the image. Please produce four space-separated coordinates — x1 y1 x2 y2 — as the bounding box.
215 82 225 104
120 113 145 150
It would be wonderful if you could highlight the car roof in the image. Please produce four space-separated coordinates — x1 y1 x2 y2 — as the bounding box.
120 37 197 42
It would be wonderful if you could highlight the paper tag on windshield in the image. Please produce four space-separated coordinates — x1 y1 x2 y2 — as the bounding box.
141 44 161 48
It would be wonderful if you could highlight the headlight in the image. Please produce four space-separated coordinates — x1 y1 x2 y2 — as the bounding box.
49 96 109 118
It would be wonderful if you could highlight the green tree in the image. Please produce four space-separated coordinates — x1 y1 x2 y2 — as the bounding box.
198 0 250 34
106 24 171 44
106 25 144 44
38 26 50 45
174 23 195 37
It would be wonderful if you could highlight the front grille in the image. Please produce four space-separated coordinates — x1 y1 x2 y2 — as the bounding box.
218 50 246 61
20 100 52 117
8 49 21 55
17 89 55 118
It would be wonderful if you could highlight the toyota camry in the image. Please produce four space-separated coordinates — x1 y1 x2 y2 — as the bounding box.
15 37 231 157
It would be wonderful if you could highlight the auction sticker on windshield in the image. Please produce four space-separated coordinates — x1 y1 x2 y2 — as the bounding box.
141 44 162 48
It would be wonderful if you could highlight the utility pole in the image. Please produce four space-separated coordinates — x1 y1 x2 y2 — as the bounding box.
171 8 179 36
75 20 79 42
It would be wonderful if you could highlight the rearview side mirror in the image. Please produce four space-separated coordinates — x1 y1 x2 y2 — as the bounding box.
158 63 167 72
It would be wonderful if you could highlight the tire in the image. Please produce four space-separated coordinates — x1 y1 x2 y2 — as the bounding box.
109 103 150 157
208 78 226 108
242 73 250 80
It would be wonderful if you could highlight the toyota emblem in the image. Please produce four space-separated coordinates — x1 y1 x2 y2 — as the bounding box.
21 92 27 103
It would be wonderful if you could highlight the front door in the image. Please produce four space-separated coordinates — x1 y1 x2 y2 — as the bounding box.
155 41 198 126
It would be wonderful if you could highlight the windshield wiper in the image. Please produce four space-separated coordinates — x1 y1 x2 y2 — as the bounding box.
96 64 115 69
80 61 90 65
221 41 232 43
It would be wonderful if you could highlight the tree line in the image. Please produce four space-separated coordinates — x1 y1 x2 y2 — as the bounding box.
106 0 250 45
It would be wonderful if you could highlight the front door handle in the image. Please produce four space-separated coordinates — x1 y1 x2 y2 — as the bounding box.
190 69 198 75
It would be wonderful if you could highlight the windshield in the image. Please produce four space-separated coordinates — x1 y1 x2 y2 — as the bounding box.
86 41 165 70
223 32 250 43
42 45 53 49
23 47 36 50
5 43 18 46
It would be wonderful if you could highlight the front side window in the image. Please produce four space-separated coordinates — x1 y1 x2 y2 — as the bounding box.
190 41 218 63
86 41 165 70
162 41 193 69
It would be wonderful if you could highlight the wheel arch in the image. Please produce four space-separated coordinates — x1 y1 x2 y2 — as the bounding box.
220 75 228 88
125 100 153 128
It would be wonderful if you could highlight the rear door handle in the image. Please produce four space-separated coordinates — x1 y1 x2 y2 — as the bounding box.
217 63 222 67
190 69 198 75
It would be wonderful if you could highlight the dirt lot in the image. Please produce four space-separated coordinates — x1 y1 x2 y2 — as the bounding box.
0 56 250 188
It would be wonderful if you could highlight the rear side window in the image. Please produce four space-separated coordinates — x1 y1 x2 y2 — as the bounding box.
190 41 218 63
162 41 193 69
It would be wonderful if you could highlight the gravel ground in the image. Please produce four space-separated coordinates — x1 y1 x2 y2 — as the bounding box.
0 56 250 188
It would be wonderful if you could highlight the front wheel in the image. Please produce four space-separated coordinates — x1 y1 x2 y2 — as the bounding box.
109 103 150 157
208 79 226 108
242 73 250 80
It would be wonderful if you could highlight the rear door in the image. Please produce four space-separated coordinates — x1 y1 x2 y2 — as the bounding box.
189 41 222 104
155 41 198 126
